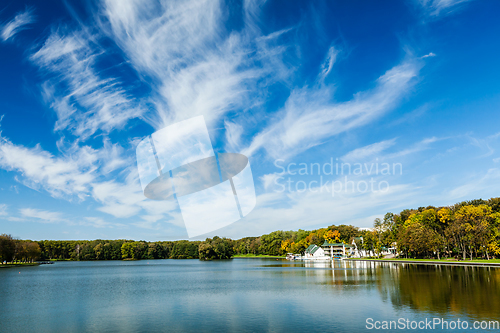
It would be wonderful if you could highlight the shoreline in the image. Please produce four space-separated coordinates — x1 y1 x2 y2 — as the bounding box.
0 263 40 268
233 255 285 259
346 258 500 267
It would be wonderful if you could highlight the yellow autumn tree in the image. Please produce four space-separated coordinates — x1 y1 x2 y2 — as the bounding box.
280 239 291 254
324 230 341 243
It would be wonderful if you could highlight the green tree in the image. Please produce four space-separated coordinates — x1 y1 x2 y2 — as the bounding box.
199 237 234 260
25 242 41 262
0 234 16 263
121 242 134 259
447 204 492 260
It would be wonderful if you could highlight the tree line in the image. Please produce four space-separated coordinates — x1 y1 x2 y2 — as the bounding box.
246 197 500 260
0 234 42 263
2 196 499 262
0 237 234 262
371 197 500 260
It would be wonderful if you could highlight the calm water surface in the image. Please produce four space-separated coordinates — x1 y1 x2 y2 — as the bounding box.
1 259 499 332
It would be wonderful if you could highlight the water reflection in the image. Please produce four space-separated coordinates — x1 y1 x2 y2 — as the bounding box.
267 259 500 320
380 263 500 319
1 259 498 332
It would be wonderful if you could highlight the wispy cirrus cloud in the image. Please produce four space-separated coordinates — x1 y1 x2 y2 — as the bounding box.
81 217 126 228
224 120 245 152
342 139 397 162
1 0 297 231
1 8 35 42
1 0 465 239
448 168 500 200
0 204 8 216
383 136 443 160
91 172 145 218
99 0 283 129
318 46 339 84
0 135 96 200
20 208 65 223
242 58 423 159
0 128 180 227
465 132 498 158
18 208 126 228
90 168 182 229
0 131 135 201
214 180 427 238
32 30 144 139
419 0 472 17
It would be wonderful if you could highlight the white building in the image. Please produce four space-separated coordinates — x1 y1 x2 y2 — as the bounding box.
321 241 355 259
304 244 325 259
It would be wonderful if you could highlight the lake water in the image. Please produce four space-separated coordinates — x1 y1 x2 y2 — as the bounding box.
1 259 499 332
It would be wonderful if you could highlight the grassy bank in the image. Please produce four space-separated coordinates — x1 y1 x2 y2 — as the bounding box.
233 254 285 259
0 262 40 268
347 258 500 266
360 258 500 263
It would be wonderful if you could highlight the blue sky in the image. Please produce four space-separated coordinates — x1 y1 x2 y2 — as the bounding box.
1 0 500 241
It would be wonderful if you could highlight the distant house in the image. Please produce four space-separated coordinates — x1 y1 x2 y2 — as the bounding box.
352 237 365 257
304 244 325 258
321 241 354 259
350 237 398 257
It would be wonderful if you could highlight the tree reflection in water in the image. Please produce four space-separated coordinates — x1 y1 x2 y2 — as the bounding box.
379 263 500 320
266 260 500 320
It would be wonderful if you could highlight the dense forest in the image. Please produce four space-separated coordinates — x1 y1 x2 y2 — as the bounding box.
1 197 500 263
274 197 500 260
375 197 500 260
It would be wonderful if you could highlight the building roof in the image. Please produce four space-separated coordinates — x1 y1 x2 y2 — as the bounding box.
305 244 322 255
321 241 344 247
321 241 353 248
305 244 315 253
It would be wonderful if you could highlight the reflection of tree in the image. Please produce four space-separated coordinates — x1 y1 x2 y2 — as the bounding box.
256 260 500 320
378 264 500 320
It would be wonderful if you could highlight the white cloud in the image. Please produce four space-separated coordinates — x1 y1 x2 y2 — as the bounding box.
91 175 144 218
465 133 495 158
342 139 397 162
419 0 472 17
488 132 500 140
0 204 8 216
389 103 431 126
0 135 96 200
421 52 436 58
0 1 469 239
99 0 289 132
90 166 180 223
17 208 126 229
242 59 422 159
209 181 424 239
448 168 500 200
383 136 442 159
260 173 281 190
224 120 244 152
81 217 125 228
318 46 339 84
0 131 161 222
32 30 144 138
1 8 35 42
20 208 65 223
0 126 185 226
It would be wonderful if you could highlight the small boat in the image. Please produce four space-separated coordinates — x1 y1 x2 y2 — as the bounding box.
286 253 302 260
